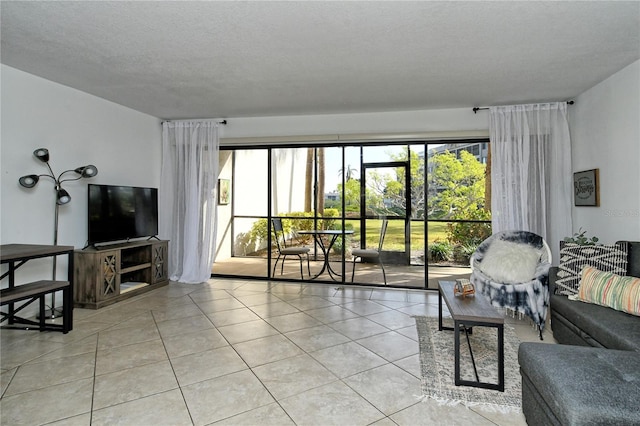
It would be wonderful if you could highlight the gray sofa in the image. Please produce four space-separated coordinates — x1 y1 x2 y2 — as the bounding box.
549 240 640 350
518 240 640 425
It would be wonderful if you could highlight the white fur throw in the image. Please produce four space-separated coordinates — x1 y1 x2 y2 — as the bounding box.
479 240 541 284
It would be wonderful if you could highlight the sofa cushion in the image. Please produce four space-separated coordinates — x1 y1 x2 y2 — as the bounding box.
551 293 640 351
555 242 627 295
573 266 640 316
519 343 640 426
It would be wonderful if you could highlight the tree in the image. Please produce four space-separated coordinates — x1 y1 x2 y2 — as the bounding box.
339 164 358 181
304 148 313 212
304 148 326 214
427 150 491 252
370 149 424 218
427 150 486 220
364 169 398 216
317 148 325 213
337 179 361 213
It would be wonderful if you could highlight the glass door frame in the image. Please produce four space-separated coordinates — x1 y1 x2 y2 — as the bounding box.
360 160 411 266
214 138 489 290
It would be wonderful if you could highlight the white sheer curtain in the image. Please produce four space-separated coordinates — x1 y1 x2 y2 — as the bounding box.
489 103 572 261
160 121 219 283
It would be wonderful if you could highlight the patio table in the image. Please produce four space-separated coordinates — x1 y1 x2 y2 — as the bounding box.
298 230 354 281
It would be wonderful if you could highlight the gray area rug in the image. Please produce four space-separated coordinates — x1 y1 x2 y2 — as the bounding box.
414 316 522 413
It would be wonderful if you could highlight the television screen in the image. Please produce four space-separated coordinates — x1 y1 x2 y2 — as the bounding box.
88 184 158 245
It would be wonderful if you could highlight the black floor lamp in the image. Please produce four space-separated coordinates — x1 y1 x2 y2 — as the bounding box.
18 148 98 318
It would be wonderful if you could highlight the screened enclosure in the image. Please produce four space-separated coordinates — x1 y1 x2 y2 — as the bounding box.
213 140 491 290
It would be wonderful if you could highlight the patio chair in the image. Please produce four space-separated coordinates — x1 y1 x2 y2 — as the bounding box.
351 219 388 285
470 230 552 339
272 218 310 280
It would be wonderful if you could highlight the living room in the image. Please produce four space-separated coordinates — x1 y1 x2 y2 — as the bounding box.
1 2 639 425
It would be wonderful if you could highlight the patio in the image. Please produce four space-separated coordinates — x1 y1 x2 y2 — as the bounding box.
212 257 471 290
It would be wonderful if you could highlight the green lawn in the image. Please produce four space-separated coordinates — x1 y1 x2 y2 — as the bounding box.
344 219 448 251
427 221 448 244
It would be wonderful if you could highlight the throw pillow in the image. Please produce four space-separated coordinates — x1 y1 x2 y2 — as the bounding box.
572 266 640 317
479 239 541 284
555 242 628 295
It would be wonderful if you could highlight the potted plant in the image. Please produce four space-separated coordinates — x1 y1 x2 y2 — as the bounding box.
563 228 599 246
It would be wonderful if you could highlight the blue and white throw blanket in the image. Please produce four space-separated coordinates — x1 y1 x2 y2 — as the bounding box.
470 231 552 339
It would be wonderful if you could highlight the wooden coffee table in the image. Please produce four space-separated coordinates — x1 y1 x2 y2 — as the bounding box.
438 280 504 392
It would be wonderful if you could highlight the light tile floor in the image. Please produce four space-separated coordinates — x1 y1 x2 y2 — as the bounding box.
0 279 555 425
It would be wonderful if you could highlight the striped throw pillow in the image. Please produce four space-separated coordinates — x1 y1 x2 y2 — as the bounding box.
574 266 640 316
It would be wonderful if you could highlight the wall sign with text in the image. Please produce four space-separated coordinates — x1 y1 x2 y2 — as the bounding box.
573 169 599 207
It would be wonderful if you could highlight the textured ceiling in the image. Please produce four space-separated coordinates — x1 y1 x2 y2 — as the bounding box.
1 1 639 119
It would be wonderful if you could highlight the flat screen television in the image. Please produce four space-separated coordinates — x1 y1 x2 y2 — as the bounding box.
88 184 158 245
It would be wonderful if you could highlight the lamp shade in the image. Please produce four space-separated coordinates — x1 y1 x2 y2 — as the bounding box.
56 188 71 205
33 148 50 163
19 175 40 188
75 165 98 178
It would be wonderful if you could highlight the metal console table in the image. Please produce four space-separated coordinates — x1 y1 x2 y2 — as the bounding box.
1 244 74 333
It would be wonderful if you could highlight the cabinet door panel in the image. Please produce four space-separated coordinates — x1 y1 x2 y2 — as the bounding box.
100 251 120 300
152 242 168 284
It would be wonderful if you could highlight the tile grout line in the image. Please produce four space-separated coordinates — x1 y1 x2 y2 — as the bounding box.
2 281 533 425
152 304 198 426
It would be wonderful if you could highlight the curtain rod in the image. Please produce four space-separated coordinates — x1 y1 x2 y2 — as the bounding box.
472 101 574 114
161 119 227 125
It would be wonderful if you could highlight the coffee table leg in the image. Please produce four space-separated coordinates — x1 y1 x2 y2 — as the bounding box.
438 290 443 331
463 325 480 382
498 324 504 392
454 320 461 386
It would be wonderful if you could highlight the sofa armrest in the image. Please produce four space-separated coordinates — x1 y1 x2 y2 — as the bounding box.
548 266 559 295
617 240 640 278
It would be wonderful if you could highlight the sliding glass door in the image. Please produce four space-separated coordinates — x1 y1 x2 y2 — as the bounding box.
425 141 492 289
212 139 490 289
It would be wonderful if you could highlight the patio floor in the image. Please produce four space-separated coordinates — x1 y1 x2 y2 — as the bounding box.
212 257 471 290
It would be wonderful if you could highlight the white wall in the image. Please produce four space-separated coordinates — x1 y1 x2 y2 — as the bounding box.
1 65 162 289
215 151 233 260
221 107 490 140
7 57 635 286
214 107 490 261
568 60 640 244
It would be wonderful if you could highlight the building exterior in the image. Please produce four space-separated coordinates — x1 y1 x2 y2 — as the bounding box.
426 142 489 172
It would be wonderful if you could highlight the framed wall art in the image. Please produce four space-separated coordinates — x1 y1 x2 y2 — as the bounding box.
573 169 599 207
218 179 230 205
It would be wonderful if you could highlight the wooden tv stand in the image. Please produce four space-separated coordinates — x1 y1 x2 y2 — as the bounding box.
74 240 169 309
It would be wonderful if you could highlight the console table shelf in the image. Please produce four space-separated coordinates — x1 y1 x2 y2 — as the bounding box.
120 263 152 274
74 240 168 309
1 244 74 333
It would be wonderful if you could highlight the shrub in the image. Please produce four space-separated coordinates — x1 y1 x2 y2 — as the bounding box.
330 222 354 255
429 241 453 262
286 211 314 234
453 242 478 264
321 208 340 230
446 210 492 248
247 209 344 248
248 218 269 247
